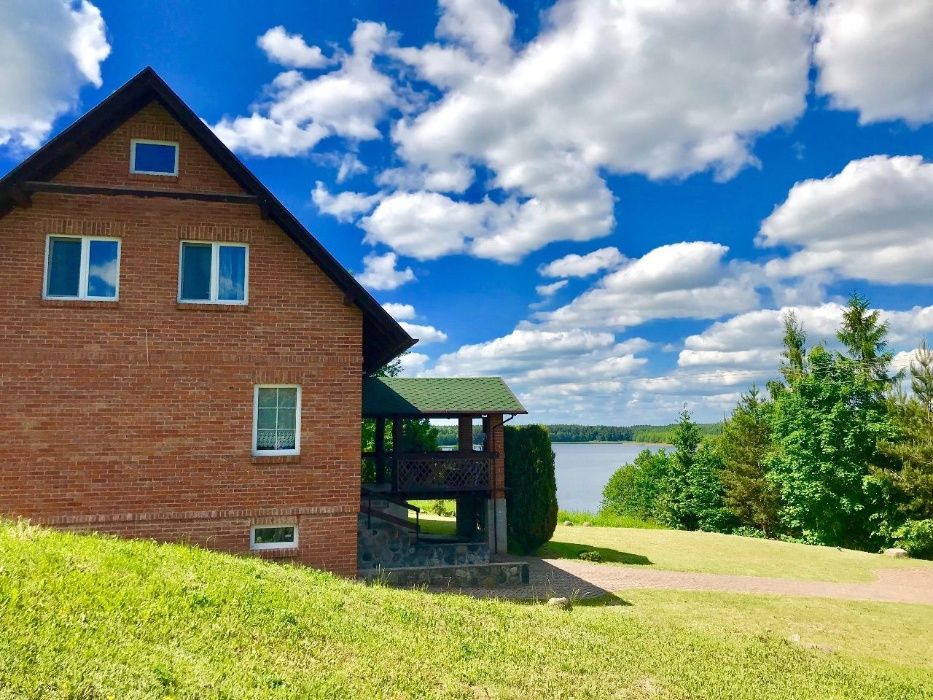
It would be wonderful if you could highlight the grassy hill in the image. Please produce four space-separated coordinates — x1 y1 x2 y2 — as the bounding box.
1 520 931 699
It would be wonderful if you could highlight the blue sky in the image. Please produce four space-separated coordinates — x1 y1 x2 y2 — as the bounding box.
3 0 933 424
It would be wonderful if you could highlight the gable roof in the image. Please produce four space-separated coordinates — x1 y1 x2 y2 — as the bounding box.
0 67 414 374
362 377 527 417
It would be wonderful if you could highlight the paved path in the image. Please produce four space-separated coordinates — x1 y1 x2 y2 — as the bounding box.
449 557 933 604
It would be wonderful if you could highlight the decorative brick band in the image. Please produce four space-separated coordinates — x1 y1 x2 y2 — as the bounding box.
129 122 183 142
36 504 356 526
176 224 253 243
35 217 131 237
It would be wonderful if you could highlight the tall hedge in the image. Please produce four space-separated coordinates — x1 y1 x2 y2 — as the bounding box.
504 425 558 554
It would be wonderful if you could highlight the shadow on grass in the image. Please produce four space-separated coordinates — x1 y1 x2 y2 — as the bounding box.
535 541 653 566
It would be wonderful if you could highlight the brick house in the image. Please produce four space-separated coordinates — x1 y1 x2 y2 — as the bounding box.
0 68 524 576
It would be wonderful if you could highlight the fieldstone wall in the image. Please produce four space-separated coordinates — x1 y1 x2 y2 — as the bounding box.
361 561 530 589
358 515 490 570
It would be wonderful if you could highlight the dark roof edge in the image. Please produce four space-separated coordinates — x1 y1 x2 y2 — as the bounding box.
0 67 413 374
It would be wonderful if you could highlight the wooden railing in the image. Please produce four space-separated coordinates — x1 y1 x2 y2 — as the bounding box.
395 452 494 493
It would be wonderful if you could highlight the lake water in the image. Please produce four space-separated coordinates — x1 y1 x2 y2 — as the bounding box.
552 442 668 513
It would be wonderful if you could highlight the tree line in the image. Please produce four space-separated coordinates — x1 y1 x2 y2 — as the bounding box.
602 293 933 558
434 422 719 446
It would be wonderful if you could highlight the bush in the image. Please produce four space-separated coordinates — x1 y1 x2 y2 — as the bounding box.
601 448 671 521
505 425 558 554
577 550 602 562
894 519 933 559
430 500 455 517
731 526 766 539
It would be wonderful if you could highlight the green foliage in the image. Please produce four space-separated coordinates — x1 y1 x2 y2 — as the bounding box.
601 448 671 522
910 340 933 407
769 344 898 548
577 550 603 562
504 425 558 554
893 519 933 560
718 388 781 536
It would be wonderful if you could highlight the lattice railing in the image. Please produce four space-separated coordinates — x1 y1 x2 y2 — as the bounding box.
396 452 493 493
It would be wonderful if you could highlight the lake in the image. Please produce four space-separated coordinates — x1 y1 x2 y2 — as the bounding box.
552 442 668 512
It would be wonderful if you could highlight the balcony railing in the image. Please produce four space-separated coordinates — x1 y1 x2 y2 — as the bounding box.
362 451 496 493
396 452 493 492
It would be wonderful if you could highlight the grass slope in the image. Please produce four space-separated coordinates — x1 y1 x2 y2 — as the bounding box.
537 525 933 582
1 521 932 699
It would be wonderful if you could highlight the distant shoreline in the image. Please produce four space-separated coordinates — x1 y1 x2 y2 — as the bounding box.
551 441 671 447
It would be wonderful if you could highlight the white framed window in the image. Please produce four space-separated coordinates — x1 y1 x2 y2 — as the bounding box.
178 241 248 304
44 235 121 301
130 139 179 176
250 524 298 550
253 385 301 456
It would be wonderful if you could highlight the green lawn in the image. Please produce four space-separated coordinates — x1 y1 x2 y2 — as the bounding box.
1 520 931 699
536 524 933 582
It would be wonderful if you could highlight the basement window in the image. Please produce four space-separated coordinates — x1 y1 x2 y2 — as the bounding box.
130 139 178 175
250 524 297 550
44 235 120 301
178 241 248 304
253 385 301 456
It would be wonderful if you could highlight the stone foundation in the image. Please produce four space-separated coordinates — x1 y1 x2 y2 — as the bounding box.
358 514 489 570
361 561 529 589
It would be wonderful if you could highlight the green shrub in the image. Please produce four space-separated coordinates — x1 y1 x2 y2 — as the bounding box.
731 526 766 539
505 425 558 554
601 448 671 521
430 500 455 517
577 550 602 562
894 519 933 559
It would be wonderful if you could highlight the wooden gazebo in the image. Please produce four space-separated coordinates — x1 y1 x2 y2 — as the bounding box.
361 376 526 553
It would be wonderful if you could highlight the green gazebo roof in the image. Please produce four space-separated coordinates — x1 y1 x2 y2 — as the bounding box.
362 377 527 417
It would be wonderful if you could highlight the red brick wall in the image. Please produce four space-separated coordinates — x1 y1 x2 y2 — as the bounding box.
0 101 363 575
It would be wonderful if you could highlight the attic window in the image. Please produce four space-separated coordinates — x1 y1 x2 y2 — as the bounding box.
130 139 178 175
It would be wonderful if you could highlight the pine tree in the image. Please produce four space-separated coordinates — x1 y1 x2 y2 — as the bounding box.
837 292 899 390
910 340 933 411
779 311 807 384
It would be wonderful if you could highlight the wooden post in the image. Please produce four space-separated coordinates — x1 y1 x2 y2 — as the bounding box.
392 416 402 492
374 417 386 484
458 415 474 453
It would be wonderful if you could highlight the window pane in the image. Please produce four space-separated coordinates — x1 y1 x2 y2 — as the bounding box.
256 430 277 450
277 388 298 409
257 388 277 408
275 430 296 450
47 237 81 297
87 240 119 298
218 246 246 301
180 243 211 300
257 407 276 430
253 526 295 545
133 142 176 174
277 408 296 431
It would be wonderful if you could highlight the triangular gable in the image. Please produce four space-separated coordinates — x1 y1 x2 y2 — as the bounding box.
0 67 414 373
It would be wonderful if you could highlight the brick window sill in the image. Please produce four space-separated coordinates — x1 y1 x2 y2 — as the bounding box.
254 548 300 560
251 455 302 465
128 173 180 185
41 299 121 309
175 302 248 312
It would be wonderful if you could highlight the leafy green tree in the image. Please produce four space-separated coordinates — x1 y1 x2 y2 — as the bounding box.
660 407 702 529
504 425 558 554
717 388 781 536
780 311 808 384
601 448 671 521
769 346 898 547
686 443 737 533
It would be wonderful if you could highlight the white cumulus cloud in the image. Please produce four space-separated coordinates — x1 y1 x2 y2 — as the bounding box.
356 251 415 291
760 155 933 284
539 247 625 278
312 181 382 222
815 0 933 125
258 26 331 69
0 0 111 150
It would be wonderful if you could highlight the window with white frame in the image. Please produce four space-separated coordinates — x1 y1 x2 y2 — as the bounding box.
250 524 297 550
178 241 248 304
44 235 120 301
253 385 300 455
130 139 178 175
